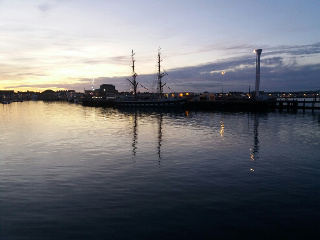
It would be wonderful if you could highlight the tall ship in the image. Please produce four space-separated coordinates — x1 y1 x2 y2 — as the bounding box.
114 49 186 108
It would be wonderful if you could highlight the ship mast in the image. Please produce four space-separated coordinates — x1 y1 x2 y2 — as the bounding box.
157 48 167 98
126 50 138 100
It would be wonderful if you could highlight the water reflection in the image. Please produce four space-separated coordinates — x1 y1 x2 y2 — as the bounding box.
157 113 163 160
313 112 320 124
131 111 138 158
249 114 260 171
125 109 166 163
220 118 225 138
252 114 260 160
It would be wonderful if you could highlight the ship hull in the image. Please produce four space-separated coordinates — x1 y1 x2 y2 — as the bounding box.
115 99 185 108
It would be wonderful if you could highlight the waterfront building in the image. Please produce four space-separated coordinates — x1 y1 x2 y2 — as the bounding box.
100 84 117 94
198 93 215 101
0 90 14 100
99 84 118 99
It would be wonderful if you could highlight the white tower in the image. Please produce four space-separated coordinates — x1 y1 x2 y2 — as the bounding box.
254 49 262 98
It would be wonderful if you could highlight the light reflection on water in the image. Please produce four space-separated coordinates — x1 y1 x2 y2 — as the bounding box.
1 101 320 239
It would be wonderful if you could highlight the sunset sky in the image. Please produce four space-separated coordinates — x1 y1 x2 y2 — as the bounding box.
1 0 319 93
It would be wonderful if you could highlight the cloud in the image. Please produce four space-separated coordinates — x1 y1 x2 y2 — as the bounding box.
2 40 320 93
38 3 52 12
265 42 320 57
105 45 320 93
46 42 319 94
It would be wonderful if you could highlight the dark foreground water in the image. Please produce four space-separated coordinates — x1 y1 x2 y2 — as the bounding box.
1 101 319 240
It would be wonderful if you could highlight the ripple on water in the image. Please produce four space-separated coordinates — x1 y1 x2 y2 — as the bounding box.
1 102 319 240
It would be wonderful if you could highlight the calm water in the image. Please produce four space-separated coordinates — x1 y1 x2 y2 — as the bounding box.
1 101 319 240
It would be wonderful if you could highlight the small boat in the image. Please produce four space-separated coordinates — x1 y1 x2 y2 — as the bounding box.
1 100 12 104
115 49 186 108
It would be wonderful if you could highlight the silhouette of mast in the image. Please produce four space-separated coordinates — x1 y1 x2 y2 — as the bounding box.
157 48 167 98
126 50 138 101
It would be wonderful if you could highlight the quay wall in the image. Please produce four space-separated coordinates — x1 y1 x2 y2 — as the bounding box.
82 99 115 107
82 99 276 112
184 100 275 111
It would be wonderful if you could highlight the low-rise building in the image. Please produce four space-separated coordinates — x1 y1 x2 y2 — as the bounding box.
0 90 14 100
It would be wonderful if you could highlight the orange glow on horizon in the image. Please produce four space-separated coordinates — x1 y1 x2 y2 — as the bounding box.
0 87 70 93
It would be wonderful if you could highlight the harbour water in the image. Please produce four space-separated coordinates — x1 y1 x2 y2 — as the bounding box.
1 101 319 239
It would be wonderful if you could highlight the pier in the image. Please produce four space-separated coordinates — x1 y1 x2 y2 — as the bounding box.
82 98 320 112
187 99 320 112
275 99 320 111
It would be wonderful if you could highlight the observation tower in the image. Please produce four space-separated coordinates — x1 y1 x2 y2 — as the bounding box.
254 49 262 98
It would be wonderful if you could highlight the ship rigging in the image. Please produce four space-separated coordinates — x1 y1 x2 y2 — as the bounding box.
126 50 138 100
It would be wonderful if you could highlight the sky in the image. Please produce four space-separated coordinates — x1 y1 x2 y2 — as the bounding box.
0 0 320 93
